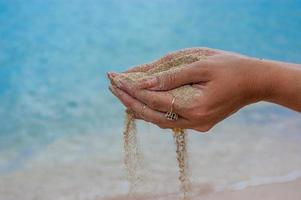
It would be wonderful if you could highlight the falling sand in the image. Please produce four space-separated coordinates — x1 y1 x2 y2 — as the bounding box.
113 48 213 200
123 110 143 195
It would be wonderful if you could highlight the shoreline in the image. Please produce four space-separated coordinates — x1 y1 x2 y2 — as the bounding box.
217 170 301 191
201 177 301 200
106 177 301 200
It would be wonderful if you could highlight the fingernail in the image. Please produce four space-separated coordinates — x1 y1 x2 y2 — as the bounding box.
108 72 118 77
107 72 118 80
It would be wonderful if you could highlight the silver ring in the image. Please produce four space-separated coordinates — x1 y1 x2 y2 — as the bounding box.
165 97 179 121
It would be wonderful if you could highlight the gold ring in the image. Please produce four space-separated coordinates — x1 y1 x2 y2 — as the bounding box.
165 96 179 121
140 105 147 118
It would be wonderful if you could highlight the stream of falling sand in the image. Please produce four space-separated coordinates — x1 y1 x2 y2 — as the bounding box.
173 128 192 200
123 113 191 199
123 111 142 195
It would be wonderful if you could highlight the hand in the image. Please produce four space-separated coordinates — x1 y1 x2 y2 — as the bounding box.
107 48 295 132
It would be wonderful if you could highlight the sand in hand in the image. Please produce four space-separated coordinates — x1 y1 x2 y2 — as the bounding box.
112 48 213 200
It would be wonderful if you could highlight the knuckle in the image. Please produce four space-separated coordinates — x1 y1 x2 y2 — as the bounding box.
148 98 161 110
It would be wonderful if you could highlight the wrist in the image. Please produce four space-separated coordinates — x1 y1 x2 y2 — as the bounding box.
264 61 301 111
246 58 301 111
241 57 276 104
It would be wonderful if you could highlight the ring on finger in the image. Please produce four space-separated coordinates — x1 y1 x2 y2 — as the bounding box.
165 96 179 121
140 104 147 118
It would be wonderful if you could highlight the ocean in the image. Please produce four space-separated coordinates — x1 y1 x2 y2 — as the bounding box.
0 0 301 199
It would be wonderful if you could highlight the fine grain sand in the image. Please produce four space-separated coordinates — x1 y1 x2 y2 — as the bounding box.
106 177 301 200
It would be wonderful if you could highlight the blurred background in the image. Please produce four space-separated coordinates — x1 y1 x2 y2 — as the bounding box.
0 0 300 199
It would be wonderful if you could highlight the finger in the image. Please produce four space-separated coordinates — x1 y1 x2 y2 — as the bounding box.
133 60 211 91
115 77 182 114
107 72 119 85
109 85 191 129
107 72 118 78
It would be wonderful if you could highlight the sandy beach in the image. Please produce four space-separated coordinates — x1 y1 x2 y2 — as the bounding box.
203 178 301 200
107 178 301 200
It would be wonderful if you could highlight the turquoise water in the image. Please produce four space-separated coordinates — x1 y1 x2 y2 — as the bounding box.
0 0 301 199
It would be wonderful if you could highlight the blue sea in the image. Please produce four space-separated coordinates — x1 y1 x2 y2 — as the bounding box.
0 0 301 199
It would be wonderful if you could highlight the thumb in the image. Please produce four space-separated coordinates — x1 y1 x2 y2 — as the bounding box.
138 61 209 91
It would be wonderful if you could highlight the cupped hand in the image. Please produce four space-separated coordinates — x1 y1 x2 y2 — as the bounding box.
108 48 269 132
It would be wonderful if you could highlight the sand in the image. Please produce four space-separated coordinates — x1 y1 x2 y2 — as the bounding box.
202 178 301 200
114 48 209 107
122 110 143 195
106 178 301 200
